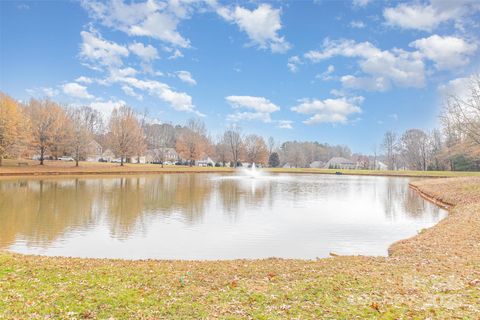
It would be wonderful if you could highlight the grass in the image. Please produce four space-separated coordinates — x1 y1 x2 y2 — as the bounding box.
1 158 480 178
0 163 480 318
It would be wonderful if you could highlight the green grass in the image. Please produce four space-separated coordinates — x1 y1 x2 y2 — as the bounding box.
266 167 480 177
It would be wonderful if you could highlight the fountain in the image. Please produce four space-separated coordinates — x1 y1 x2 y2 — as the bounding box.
244 162 260 179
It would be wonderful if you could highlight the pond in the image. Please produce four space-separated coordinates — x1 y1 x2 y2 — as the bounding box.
0 173 447 260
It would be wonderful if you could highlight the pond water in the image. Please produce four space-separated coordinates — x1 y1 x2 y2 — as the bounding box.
0 173 447 260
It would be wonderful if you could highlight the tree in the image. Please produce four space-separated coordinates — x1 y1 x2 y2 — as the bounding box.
214 138 230 167
67 107 92 167
145 123 175 167
26 99 68 165
0 93 28 165
108 105 144 166
78 106 104 135
441 75 480 157
223 125 243 168
429 129 443 170
244 134 268 165
400 129 430 171
268 136 275 155
382 131 398 170
268 152 280 167
175 118 209 166
281 142 306 168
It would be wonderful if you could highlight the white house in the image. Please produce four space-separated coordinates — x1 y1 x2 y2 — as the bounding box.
196 157 215 167
85 140 103 162
325 157 357 170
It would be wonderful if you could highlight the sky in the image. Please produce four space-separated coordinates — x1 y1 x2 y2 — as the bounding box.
1 0 479 153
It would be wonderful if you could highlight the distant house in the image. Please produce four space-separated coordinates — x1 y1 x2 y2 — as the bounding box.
85 140 103 162
164 148 178 162
196 157 215 167
101 149 115 162
309 161 325 168
375 161 388 170
145 148 178 163
325 157 357 170
129 156 146 164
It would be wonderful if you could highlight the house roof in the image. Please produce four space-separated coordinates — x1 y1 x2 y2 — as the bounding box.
326 157 356 165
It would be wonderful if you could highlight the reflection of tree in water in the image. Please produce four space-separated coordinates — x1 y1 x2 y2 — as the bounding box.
0 175 217 247
171 174 212 224
382 178 442 220
0 179 98 248
104 175 214 238
105 177 148 239
216 178 270 218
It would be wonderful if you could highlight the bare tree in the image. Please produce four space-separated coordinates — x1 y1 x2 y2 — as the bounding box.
223 125 243 168
214 137 231 167
108 106 144 166
441 75 480 155
244 134 269 165
145 123 175 167
267 136 275 155
0 92 28 165
400 129 430 170
176 118 209 166
382 131 398 170
429 129 443 170
26 99 68 165
68 107 91 167
78 106 104 135
281 142 306 168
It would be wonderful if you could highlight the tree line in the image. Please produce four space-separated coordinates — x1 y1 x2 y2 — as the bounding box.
381 75 480 171
0 75 478 170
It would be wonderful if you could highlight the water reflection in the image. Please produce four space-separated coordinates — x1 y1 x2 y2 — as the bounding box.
0 174 447 259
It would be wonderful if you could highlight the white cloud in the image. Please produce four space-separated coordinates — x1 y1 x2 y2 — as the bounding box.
349 20 365 29
107 74 203 116
410 35 477 70
287 55 302 73
128 42 159 61
62 82 94 99
176 70 197 85
305 39 379 61
226 95 280 123
227 111 272 123
218 4 290 53
389 113 398 121
438 75 475 100
305 39 425 91
383 1 480 31
89 99 126 119
226 95 280 113
316 64 335 81
26 87 59 98
291 96 363 124
121 85 143 100
277 120 293 129
75 76 94 84
81 0 192 48
80 28 129 68
352 0 372 7
168 49 184 59
340 75 390 91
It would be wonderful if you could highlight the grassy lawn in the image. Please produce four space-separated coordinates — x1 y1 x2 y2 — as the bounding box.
0 175 479 318
1 158 479 178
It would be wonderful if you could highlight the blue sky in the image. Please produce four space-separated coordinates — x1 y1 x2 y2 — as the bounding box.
1 0 479 153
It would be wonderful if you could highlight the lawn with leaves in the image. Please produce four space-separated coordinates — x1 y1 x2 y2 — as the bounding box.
1 177 480 319
1 159 479 178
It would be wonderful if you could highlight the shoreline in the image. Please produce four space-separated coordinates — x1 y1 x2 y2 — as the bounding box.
1 176 479 318
1 163 479 179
